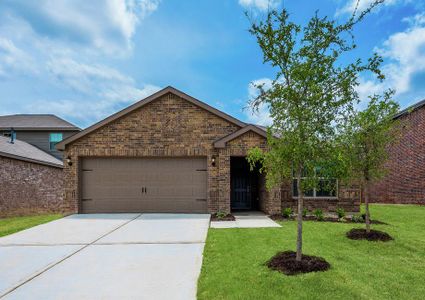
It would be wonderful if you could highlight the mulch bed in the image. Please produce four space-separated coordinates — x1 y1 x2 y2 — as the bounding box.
346 228 393 242
269 215 387 224
267 251 331 275
210 213 236 221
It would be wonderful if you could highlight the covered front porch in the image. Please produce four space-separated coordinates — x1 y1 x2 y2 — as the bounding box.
229 156 281 215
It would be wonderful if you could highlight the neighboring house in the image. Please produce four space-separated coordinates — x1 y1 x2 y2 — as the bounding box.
57 86 359 215
0 136 65 217
0 114 81 159
369 99 425 204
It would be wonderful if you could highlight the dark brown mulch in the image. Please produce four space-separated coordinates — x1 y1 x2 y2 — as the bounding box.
210 213 236 221
267 251 331 276
269 215 387 224
346 228 393 242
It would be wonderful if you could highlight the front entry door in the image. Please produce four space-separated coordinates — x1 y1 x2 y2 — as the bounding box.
230 157 258 211
231 175 252 210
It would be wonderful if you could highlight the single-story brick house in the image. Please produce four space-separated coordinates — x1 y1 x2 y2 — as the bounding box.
0 136 65 217
57 86 360 215
369 99 425 204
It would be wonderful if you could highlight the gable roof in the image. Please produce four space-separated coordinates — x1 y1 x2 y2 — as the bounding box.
0 136 63 168
214 124 267 148
56 86 247 150
394 98 425 119
0 114 81 131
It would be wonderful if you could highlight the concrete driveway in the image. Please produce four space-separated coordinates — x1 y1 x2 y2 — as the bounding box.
0 213 210 300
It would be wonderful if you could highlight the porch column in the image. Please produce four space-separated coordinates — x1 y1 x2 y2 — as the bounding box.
218 152 231 214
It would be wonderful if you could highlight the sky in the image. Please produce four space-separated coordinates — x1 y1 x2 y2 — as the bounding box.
0 0 424 129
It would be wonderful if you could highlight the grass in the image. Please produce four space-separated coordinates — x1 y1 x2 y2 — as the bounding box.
198 205 425 300
0 214 62 237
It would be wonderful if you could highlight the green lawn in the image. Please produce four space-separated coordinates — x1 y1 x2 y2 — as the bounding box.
198 205 425 300
0 214 62 237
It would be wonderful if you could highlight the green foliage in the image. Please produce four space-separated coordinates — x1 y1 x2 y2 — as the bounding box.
313 209 324 221
341 93 400 184
336 208 346 219
246 1 386 195
351 214 364 223
215 211 227 219
246 147 266 172
245 0 386 259
282 207 293 218
302 208 308 217
336 61 400 233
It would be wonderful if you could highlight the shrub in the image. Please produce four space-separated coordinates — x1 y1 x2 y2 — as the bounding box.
313 209 324 221
302 208 308 218
282 208 293 218
351 214 364 223
336 208 346 219
216 211 227 219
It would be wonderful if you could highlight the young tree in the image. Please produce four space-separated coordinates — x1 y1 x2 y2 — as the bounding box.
343 93 399 233
246 1 385 262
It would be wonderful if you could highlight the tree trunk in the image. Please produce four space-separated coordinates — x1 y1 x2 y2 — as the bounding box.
296 169 303 261
364 182 371 233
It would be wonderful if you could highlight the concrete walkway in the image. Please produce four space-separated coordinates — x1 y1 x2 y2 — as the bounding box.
210 211 281 228
0 213 210 300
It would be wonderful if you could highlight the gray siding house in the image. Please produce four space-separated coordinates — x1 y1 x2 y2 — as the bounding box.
0 114 80 159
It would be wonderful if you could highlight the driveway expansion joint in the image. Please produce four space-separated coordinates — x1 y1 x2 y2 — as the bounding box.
0 213 142 299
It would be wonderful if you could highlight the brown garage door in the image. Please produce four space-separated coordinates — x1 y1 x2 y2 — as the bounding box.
80 158 207 213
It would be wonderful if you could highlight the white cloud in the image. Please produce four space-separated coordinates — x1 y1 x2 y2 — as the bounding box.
238 0 281 11
46 57 133 95
403 12 425 26
1 0 160 54
0 1 161 127
24 84 161 127
245 78 273 126
335 0 407 16
0 38 36 77
30 57 161 125
356 13 425 105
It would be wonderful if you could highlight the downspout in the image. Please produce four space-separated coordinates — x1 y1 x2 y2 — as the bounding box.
10 127 15 144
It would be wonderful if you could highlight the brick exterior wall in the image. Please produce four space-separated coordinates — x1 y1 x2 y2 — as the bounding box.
0 156 65 217
63 91 358 214
368 107 425 204
280 181 361 213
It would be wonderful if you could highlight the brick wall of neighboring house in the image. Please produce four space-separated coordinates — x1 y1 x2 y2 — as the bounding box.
368 106 425 204
63 91 359 214
0 156 65 217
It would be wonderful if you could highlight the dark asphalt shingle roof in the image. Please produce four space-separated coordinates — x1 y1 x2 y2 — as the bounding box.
0 114 80 131
0 136 63 168
394 98 425 119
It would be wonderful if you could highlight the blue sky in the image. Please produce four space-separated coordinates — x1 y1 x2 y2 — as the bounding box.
0 0 424 128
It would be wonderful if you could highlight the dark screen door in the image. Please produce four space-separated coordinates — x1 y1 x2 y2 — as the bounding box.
231 174 252 210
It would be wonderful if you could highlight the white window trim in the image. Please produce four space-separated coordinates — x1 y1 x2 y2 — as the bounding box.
292 177 338 199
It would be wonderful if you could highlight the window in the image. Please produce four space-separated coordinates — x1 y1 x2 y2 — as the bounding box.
49 133 63 150
292 178 337 198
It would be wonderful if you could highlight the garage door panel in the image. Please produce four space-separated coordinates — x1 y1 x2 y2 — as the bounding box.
81 158 207 213
82 199 142 213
